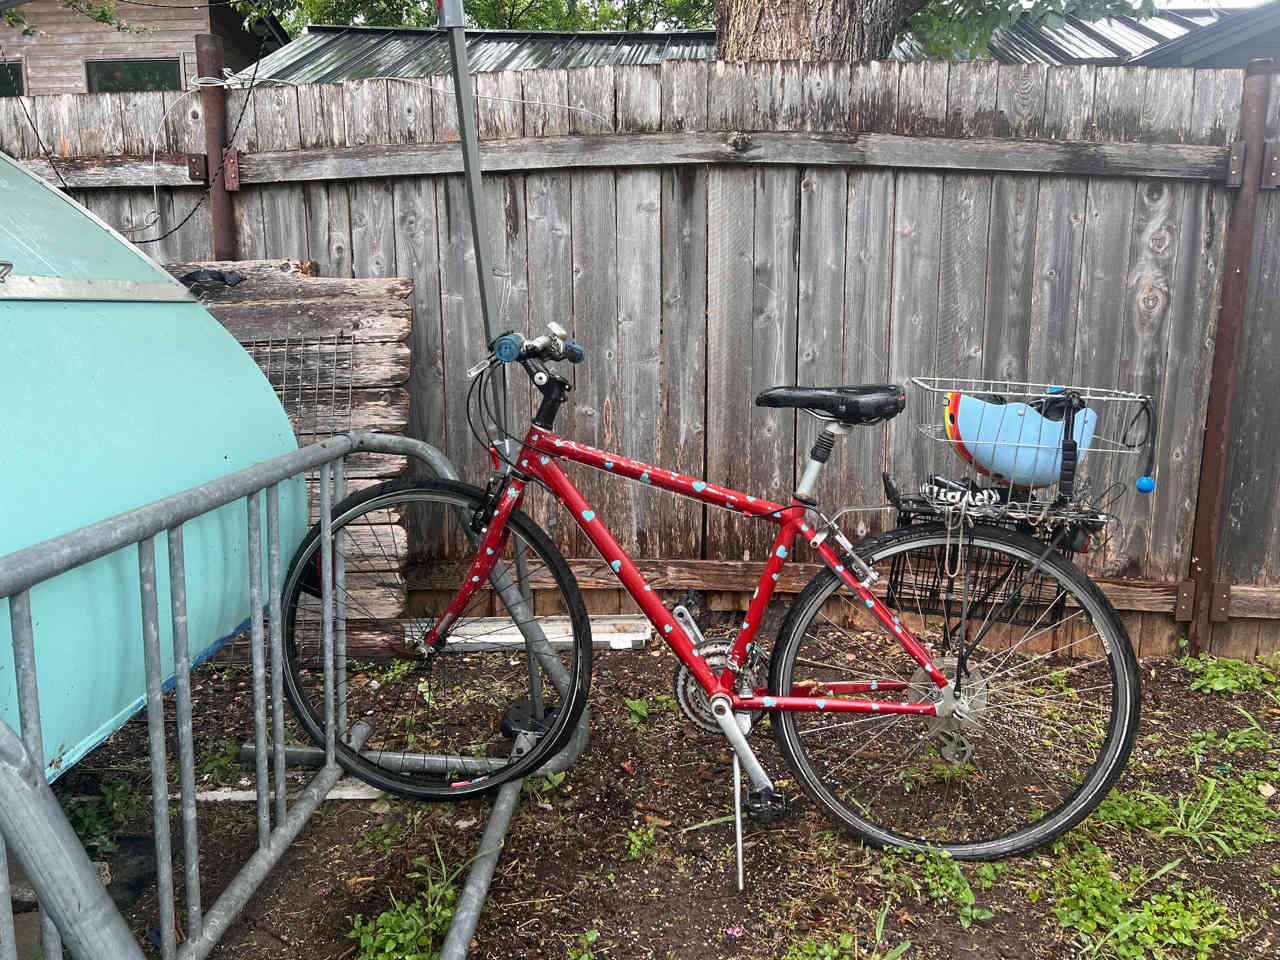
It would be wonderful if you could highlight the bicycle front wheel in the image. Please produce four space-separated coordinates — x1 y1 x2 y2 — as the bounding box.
770 523 1139 859
282 478 592 800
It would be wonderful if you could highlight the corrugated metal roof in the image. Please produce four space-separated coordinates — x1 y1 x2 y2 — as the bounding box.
237 2 1272 82
894 3 1268 65
240 26 715 84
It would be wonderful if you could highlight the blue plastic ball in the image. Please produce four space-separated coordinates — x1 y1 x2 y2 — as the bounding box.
1136 476 1156 494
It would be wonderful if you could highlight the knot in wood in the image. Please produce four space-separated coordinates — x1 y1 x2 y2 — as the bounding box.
728 132 753 153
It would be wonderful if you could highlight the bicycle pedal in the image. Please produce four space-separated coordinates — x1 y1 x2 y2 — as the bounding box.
746 786 789 825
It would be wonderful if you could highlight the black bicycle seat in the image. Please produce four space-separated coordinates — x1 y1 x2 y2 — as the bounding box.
755 384 906 425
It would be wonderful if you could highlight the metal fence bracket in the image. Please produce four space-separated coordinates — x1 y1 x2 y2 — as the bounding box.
186 153 208 183
1175 581 1196 622
223 148 241 192
1226 140 1246 186
1210 582 1232 622
1263 142 1280 189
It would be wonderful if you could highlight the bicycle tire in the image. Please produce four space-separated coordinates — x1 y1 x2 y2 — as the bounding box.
281 478 592 800
770 522 1140 859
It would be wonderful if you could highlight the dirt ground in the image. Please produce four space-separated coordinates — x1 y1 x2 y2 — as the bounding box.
45 630 1280 960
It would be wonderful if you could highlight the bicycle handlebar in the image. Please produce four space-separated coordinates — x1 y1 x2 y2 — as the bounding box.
491 330 585 366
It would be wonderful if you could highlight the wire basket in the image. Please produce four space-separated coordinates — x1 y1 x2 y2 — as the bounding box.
894 377 1156 528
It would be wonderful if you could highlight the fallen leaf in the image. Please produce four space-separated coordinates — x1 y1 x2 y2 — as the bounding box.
1259 782 1276 799
620 760 635 775
644 814 672 827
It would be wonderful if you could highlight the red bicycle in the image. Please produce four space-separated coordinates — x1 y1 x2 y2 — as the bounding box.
281 324 1140 859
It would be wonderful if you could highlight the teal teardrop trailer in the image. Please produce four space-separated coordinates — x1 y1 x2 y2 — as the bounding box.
0 150 308 779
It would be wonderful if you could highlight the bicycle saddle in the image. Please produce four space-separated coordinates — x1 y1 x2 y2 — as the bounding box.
755 384 906 425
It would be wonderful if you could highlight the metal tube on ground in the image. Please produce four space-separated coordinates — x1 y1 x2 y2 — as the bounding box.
168 523 203 939
139 539 177 960
438 735 533 960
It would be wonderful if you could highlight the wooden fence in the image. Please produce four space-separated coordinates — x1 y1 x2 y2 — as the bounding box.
3 58 1279 658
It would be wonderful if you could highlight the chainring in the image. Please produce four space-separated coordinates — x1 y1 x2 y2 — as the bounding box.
673 639 764 734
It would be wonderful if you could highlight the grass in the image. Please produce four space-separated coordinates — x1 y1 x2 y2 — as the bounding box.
1092 772 1277 858
59 777 143 855
346 839 463 960
624 823 657 859
1179 654 1279 694
1050 842 1238 960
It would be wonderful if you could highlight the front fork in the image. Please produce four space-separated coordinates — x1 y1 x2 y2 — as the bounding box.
418 476 526 650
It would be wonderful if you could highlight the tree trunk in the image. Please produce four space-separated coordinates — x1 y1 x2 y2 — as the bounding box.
716 0 927 62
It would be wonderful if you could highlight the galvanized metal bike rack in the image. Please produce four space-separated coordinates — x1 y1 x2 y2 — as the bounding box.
0 430 586 960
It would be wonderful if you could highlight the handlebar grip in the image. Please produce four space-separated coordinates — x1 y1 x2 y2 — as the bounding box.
492 332 525 363
563 341 585 364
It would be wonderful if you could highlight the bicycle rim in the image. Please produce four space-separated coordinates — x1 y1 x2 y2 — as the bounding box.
771 523 1139 858
282 479 592 800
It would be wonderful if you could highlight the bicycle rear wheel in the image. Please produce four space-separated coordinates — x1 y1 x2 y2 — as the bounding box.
770 523 1139 859
282 478 592 800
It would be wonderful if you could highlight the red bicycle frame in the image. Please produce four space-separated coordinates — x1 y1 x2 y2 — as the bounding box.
426 426 950 718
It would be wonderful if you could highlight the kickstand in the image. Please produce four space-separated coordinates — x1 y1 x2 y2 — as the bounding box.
732 753 744 892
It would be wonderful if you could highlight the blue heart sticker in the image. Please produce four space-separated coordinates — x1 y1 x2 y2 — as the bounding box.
540 457 550 465
816 699 827 710
604 461 614 469
763 696 777 708
865 598 874 608
776 546 788 558
746 496 756 503
692 481 707 492
554 439 564 446
644 585 651 592
771 573 780 581
663 624 672 633
472 576 480 583
640 472 650 484
611 559 621 572
742 621 749 629
581 510 595 522
486 548 494 555
521 459 528 467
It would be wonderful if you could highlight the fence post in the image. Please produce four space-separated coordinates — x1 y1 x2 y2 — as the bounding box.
1186 58 1274 654
195 34 236 260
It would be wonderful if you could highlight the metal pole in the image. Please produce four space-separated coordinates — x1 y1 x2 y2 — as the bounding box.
1186 58 1274 652
195 34 236 259
168 524 204 939
139 538 177 960
441 0 507 429
11 590 62 959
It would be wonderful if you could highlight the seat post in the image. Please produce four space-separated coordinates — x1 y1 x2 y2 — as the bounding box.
795 421 852 502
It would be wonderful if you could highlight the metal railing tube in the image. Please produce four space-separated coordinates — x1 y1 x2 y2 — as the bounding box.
267 484 288 825
11 589 62 958
168 522 203 939
0 837 15 960
247 491 271 848
320 463 336 764
139 538 178 960
334 458 349 732
0 435 356 600
0 720 147 960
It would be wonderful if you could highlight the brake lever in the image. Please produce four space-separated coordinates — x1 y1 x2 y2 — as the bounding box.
467 355 496 379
